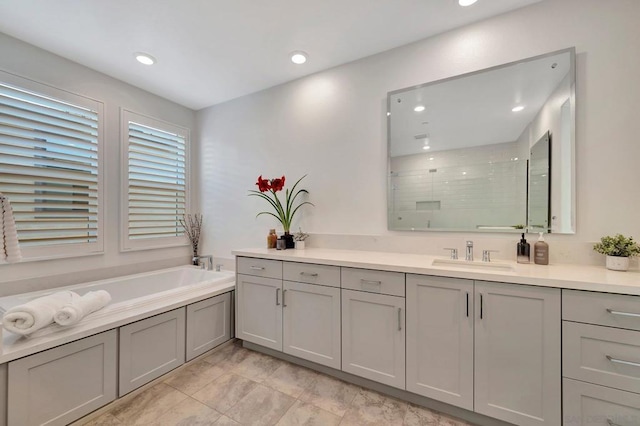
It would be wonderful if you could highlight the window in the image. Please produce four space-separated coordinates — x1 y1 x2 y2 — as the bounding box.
0 72 103 259
121 109 189 251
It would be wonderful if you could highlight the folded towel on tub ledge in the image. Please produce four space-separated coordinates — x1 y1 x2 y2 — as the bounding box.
53 290 112 326
2 291 78 336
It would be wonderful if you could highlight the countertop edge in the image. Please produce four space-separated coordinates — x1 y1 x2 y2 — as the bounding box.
232 248 640 296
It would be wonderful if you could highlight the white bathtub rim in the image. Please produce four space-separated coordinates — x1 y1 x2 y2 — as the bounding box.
0 267 235 364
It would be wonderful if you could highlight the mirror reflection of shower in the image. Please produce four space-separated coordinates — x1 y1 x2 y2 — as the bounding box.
387 48 576 233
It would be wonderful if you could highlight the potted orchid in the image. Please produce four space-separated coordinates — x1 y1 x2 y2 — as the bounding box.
249 175 313 248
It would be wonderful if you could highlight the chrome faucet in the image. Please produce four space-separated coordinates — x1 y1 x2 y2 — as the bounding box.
465 241 474 261
193 255 213 270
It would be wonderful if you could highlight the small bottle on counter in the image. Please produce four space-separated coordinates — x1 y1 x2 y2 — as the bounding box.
267 229 277 249
534 232 549 265
517 233 530 264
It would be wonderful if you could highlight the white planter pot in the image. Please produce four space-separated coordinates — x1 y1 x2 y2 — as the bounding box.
606 255 629 271
295 240 306 250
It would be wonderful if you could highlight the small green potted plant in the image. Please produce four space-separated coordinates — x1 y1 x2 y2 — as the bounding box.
294 227 310 250
593 234 640 271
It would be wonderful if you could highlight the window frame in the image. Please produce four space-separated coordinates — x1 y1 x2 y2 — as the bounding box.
0 70 105 261
120 108 191 252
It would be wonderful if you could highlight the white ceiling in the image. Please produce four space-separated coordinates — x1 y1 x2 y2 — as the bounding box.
0 0 542 110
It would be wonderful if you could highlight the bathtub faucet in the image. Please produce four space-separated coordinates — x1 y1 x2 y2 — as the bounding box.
193 255 213 270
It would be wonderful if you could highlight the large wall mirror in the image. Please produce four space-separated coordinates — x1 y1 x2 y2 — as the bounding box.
387 48 575 234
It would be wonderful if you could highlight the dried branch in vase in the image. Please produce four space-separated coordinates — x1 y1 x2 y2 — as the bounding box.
179 214 203 256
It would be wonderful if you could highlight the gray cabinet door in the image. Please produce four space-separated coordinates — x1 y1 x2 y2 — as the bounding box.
406 275 473 410
8 330 117 426
474 281 561 426
119 308 186 396
341 289 405 389
0 363 6 426
186 292 231 361
282 281 341 369
236 274 283 351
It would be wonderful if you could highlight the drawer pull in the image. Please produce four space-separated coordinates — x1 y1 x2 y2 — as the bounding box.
276 288 280 306
300 272 319 277
250 266 266 271
283 289 287 307
361 279 382 286
607 308 640 318
606 355 640 368
607 420 623 426
398 308 402 331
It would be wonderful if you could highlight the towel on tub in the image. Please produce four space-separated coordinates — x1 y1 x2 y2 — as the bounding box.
53 290 111 326
2 291 78 336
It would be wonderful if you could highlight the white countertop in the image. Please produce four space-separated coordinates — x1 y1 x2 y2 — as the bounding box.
232 248 640 296
0 281 235 364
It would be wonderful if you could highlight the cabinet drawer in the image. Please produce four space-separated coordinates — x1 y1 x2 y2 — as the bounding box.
341 267 405 297
237 257 282 279
563 378 640 426
563 290 640 331
563 321 640 394
283 262 340 288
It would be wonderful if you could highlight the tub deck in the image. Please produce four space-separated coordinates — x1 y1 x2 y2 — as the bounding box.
0 266 235 364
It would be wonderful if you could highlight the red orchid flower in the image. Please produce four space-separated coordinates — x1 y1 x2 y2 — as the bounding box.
255 175 271 192
270 176 285 192
248 174 314 233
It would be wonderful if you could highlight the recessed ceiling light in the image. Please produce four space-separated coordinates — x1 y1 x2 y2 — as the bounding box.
414 105 425 112
422 145 431 150
290 51 308 65
512 105 525 112
429 157 434 160
134 52 156 65
458 0 478 6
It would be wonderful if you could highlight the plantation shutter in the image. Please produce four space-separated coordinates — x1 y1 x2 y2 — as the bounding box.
0 80 101 252
125 114 187 246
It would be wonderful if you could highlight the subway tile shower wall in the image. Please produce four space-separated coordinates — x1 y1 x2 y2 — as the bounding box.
389 141 527 229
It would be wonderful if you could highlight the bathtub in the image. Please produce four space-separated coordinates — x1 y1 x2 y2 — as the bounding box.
0 265 235 363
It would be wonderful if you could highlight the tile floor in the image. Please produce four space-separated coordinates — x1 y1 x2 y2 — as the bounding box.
78 340 475 426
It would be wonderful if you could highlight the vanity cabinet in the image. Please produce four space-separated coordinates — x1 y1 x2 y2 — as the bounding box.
474 281 561 426
341 268 406 389
236 258 341 368
7 330 117 426
186 292 232 361
283 280 341 369
406 275 474 410
406 275 561 425
236 274 283 350
119 308 186 396
562 290 640 425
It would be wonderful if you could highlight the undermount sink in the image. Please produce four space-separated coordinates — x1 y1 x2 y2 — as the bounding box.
431 258 516 272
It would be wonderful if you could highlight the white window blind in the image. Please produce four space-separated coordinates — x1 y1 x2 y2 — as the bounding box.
0 75 103 258
122 110 189 250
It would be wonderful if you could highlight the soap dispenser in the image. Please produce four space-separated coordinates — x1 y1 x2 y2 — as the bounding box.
534 232 549 265
517 233 530 264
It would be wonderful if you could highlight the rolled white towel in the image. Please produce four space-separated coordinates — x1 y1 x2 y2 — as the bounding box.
54 290 111 326
2 291 78 336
